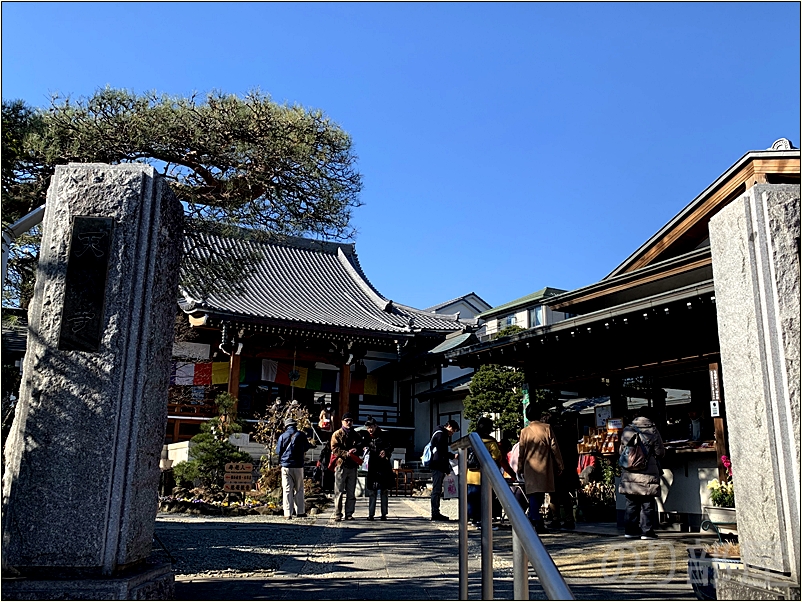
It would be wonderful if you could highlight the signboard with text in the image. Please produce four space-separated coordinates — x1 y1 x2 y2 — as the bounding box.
223 462 254 493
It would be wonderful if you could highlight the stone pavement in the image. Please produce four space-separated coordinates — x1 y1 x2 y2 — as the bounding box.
153 496 712 600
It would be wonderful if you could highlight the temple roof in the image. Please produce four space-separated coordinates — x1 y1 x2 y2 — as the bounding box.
179 231 465 337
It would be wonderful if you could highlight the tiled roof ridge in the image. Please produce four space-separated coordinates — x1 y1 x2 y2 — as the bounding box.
192 223 357 256
335 248 393 312
392 301 461 323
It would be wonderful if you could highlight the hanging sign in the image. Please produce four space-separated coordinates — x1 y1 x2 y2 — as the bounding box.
595 405 612 427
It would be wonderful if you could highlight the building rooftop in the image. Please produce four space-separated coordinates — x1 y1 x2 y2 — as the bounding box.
477 287 567 319
179 231 465 337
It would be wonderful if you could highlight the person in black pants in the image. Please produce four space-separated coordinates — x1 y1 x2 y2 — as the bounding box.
428 419 460 521
618 408 666 539
549 411 580 530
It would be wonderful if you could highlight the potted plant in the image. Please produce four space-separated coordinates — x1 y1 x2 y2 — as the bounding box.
704 455 736 529
687 542 742 601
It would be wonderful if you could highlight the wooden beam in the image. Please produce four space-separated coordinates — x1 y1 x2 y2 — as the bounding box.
709 362 729 482
337 363 351 429
625 156 799 273
228 353 241 408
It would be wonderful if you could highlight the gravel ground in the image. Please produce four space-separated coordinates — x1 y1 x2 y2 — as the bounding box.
152 514 323 578
153 496 698 585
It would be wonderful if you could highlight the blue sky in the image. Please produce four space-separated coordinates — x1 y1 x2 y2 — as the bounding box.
2 2 799 310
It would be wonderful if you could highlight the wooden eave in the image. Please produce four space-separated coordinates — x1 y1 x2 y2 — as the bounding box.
609 150 800 277
549 248 712 313
188 310 419 348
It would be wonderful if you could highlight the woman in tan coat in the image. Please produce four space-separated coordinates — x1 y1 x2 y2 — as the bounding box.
517 411 564 533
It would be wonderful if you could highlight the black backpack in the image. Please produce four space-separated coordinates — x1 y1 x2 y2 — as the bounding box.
619 428 649 472
466 446 480 470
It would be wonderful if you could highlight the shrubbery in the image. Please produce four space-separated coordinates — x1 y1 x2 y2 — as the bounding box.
173 392 252 489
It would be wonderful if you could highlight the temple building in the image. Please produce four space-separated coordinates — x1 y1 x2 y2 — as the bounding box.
168 231 479 452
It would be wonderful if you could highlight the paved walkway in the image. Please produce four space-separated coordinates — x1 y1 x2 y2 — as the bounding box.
154 496 711 600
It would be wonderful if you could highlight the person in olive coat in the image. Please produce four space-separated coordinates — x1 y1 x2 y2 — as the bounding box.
618 408 665 539
518 408 564 533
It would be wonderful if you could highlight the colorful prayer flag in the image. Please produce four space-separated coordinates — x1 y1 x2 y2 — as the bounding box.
193 362 212 385
211 362 229 384
261 359 277 382
306 368 323 391
364 374 378 396
175 362 195 385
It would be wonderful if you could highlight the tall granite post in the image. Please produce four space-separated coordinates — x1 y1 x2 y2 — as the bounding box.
2 164 183 599
709 183 800 599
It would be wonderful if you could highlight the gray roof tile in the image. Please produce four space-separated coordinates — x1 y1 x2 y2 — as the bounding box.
180 232 464 335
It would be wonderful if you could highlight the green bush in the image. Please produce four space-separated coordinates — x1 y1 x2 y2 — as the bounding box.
172 393 253 489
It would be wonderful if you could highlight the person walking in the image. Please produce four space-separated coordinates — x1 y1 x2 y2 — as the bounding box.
618 408 666 539
275 417 311 519
330 412 362 521
362 417 394 520
466 417 514 529
517 408 564 533
428 419 460 521
548 411 579 530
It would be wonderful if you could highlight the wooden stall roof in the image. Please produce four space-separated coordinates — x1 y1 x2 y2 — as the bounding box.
549 143 799 315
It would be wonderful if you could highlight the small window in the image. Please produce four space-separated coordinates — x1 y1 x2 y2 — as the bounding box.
505 315 517 326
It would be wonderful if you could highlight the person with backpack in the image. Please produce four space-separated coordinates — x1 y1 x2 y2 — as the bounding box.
466 417 514 529
618 407 665 539
427 419 460 521
275 417 311 519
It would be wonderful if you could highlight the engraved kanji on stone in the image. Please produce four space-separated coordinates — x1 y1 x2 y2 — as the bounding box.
75 232 108 258
67 311 95 332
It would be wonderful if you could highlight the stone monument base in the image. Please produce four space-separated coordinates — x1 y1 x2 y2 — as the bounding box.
716 566 800 601
1 562 174 600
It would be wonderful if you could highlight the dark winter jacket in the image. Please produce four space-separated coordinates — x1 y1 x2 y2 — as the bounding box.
553 422 580 492
275 426 311 468
429 426 455 473
618 417 665 497
364 427 395 490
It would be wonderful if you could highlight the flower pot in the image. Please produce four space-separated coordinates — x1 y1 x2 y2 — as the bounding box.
704 506 736 524
703 505 737 536
687 547 743 601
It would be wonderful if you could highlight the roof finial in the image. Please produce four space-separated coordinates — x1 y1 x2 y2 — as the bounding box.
769 138 796 150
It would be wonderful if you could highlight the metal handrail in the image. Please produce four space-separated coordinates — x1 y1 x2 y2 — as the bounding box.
451 432 574 600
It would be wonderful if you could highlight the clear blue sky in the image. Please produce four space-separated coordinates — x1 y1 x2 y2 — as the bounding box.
3 2 799 310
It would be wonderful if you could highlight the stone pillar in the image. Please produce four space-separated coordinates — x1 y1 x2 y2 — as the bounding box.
709 183 800 598
2 164 183 598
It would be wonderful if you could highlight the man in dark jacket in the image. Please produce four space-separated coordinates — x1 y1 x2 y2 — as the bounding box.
330 412 362 521
428 419 460 521
549 411 580 530
275 417 311 519
363 417 394 520
618 408 665 539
